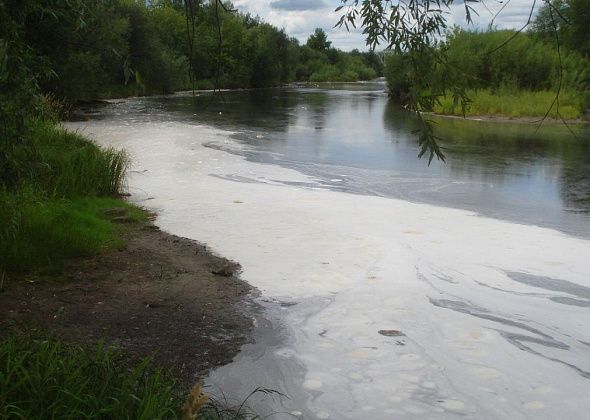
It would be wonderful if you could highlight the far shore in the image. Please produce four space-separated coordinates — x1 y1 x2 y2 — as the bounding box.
425 111 589 125
76 84 589 128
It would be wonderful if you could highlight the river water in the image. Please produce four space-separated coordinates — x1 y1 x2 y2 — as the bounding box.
69 82 590 419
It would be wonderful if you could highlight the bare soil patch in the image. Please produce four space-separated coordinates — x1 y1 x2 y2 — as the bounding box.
0 218 255 384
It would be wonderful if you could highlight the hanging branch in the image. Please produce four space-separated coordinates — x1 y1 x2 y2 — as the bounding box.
184 0 197 96
487 0 537 55
214 0 236 96
183 0 236 105
214 0 222 95
335 0 582 163
534 2 577 137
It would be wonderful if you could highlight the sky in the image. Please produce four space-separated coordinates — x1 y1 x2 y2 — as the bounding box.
231 0 542 51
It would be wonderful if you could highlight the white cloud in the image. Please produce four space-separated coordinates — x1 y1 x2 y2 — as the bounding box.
233 0 542 51
449 0 540 30
269 0 327 11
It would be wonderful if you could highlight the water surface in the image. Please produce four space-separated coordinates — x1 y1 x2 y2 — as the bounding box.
70 84 590 419
97 82 590 237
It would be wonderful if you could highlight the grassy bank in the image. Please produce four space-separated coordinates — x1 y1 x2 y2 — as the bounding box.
0 120 133 284
0 121 182 414
0 120 265 418
0 195 146 279
433 89 586 120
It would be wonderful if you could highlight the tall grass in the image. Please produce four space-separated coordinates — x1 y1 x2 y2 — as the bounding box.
187 386 284 420
0 336 180 419
0 335 277 419
31 120 129 198
0 119 133 280
434 89 585 119
1 120 128 198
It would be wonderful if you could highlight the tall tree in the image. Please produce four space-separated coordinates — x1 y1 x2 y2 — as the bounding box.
565 0 590 58
306 28 332 52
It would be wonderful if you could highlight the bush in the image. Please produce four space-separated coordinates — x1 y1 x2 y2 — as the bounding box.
383 28 590 117
443 29 590 92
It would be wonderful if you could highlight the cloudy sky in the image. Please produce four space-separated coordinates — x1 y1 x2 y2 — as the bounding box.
232 0 541 51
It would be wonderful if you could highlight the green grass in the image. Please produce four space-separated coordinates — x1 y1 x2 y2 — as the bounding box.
2 120 128 198
434 89 586 120
0 335 180 419
0 335 276 419
0 194 146 279
32 121 129 198
193 387 285 420
0 118 138 282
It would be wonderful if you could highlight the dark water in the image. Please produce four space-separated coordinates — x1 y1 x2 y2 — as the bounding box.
100 82 590 237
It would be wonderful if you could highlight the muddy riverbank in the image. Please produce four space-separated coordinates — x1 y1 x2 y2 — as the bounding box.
0 215 255 385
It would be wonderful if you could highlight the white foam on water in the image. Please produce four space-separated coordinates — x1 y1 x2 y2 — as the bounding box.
67 120 590 419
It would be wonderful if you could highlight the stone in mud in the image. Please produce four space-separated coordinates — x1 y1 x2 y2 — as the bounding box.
211 261 240 277
378 329 405 337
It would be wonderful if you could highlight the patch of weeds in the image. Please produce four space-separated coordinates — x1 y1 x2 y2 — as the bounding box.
0 335 180 419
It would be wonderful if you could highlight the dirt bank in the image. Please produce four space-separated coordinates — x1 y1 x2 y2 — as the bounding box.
0 216 255 384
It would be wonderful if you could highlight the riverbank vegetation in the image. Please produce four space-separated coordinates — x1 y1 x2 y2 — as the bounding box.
435 88 584 120
1 335 265 419
298 28 380 82
6 0 586 416
2 1 381 104
0 1 267 417
384 0 590 120
0 117 134 281
0 336 180 419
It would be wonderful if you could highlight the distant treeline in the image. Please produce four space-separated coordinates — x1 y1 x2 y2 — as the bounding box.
383 0 590 117
1 0 381 104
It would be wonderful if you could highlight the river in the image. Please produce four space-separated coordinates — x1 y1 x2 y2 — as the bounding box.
69 82 590 419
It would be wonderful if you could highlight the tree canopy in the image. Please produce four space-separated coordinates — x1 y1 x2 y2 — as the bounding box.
307 28 332 52
533 0 590 58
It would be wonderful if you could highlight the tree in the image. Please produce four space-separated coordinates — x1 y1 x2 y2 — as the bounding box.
532 0 590 58
306 28 332 52
531 0 568 38
564 0 590 58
